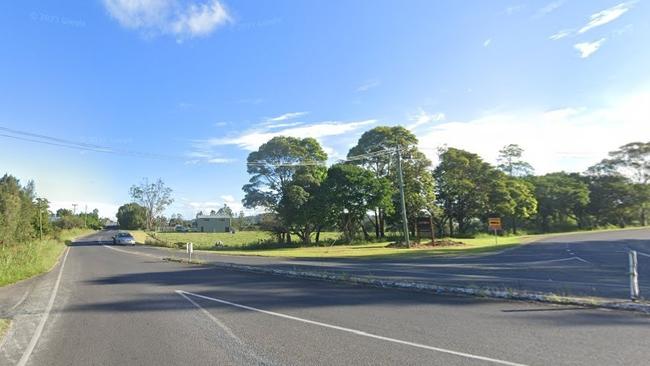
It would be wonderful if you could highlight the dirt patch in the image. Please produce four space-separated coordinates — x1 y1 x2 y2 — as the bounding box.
387 239 465 249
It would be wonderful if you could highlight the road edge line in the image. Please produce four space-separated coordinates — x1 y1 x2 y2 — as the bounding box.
16 247 70 366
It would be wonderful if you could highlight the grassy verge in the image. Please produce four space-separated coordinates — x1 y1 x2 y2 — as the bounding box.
208 234 526 259
0 229 93 287
132 230 341 249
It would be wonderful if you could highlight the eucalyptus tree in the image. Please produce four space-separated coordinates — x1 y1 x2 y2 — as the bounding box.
243 136 327 244
497 144 534 177
129 178 174 231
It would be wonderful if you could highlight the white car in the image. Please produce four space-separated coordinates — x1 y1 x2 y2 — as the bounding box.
112 232 136 245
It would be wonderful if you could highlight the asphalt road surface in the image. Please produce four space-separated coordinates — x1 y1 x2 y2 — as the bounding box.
123 228 650 299
1 230 650 366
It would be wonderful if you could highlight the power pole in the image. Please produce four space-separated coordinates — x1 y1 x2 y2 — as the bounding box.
396 147 410 247
84 204 88 228
38 203 43 241
72 203 78 215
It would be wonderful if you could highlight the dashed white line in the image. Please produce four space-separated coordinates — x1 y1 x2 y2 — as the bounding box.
17 247 70 366
176 290 528 366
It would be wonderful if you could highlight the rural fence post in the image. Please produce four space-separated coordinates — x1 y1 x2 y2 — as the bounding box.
629 250 639 301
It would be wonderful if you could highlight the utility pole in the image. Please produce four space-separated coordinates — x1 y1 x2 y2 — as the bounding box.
84 204 88 228
396 146 410 247
72 203 78 215
38 202 43 241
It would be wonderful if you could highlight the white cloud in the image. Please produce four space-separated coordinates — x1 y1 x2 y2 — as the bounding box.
416 90 650 174
102 0 230 39
266 112 309 122
504 4 525 15
537 1 564 17
549 29 572 40
578 2 632 34
574 38 606 58
356 79 381 92
185 150 234 164
206 120 377 151
407 110 445 131
483 39 492 47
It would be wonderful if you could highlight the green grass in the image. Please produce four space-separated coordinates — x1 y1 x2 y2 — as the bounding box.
205 233 528 259
139 231 342 249
0 229 93 287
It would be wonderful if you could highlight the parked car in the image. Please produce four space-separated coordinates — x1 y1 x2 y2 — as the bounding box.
175 225 189 232
112 232 136 245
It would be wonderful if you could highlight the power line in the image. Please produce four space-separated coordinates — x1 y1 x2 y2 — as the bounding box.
0 126 188 162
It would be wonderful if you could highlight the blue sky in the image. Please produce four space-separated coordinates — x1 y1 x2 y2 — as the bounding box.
0 0 648 219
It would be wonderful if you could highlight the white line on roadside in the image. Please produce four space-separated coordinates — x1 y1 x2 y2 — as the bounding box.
176 290 528 366
636 251 650 258
17 247 70 366
176 290 242 343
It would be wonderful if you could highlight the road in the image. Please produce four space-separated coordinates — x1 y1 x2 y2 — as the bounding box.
126 228 650 299
1 230 650 365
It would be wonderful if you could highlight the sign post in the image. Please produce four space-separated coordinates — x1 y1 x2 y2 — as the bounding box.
488 218 502 246
186 242 193 262
629 250 640 301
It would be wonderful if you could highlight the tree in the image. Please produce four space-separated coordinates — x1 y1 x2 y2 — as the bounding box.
216 204 234 218
56 208 73 217
528 173 590 232
591 142 650 225
504 178 537 234
0 174 37 244
497 144 534 177
243 136 327 244
434 148 494 236
129 178 174 230
347 126 420 237
581 173 637 227
116 203 147 230
320 164 393 242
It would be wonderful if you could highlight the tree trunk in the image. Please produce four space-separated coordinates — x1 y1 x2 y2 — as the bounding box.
511 216 518 235
374 208 380 238
361 223 370 241
379 208 385 237
448 218 454 237
315 226 322 243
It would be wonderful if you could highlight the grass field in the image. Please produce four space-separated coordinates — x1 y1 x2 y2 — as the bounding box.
137 231 342 249
210 234 526 259
0 229 93 287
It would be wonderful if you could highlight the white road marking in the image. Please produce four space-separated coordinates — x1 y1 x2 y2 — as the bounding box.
17 247 70 366
176 290 528 366
103 244 160 259
176 290 242 343
636 251 650 258
9 289 31 312
572 256 592 264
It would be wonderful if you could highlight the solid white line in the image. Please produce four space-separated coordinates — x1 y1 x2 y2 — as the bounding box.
176 291 242 343
176 290 528 366
636 251 650 258
17 247 70 366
